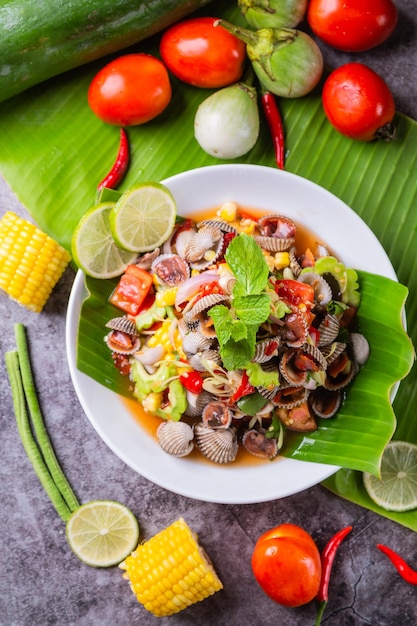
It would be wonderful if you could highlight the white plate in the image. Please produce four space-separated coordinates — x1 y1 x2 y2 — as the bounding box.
66 164 397 504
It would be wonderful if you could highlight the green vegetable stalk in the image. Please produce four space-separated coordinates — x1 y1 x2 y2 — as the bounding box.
216 19 323 98
5 324 80 521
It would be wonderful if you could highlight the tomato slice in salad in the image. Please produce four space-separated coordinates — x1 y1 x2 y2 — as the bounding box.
109 265 153 315
275 279 315 307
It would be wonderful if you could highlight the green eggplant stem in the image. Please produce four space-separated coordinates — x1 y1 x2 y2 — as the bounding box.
215 18 296 46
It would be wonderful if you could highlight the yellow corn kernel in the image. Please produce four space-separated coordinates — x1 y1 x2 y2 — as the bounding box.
142 392 163 413
239 218 256 235
0 212 71 313
216 201 238 222
274 251 290 270
262 250 275 272
147 320 184 357
120 518 223 617
155 287 178 307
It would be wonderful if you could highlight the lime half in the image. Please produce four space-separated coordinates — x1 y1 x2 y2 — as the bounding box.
66 500 139 568
363 441 417 512
71 202 137 279
110 182 177 252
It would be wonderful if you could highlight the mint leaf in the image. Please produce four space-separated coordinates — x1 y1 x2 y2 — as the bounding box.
225 233 269 295
234 293 271 325
208 304 233 344
220 337 255 370
229 319 248 342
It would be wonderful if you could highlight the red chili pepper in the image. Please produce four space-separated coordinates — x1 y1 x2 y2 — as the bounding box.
261 91 285 170
179 370 204 394
315 525 353 625
229 370 255 404
97 127 130 190
377 544 417 585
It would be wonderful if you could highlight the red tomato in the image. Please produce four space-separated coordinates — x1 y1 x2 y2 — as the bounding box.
109 265 153 315
307 0 398 52
160 17 246 88
251 523 322 607
88 54 171 126
322 63 396 142
275 279 315 308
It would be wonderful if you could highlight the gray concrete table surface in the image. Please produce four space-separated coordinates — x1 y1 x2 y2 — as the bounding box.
1 2 417 624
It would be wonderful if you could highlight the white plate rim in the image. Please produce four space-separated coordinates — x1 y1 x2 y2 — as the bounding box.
65 164 397 504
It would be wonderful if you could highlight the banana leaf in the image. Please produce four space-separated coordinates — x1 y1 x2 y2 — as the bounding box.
1 1 417 523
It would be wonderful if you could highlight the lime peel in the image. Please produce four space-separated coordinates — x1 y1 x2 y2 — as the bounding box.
110 181 177 253
66 500 139 568
363 441 417 512
71 202 137 279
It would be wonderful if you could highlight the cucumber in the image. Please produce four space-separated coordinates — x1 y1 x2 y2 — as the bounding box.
0 0 213 103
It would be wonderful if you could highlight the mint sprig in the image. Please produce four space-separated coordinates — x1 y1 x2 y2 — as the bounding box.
209 234 271 370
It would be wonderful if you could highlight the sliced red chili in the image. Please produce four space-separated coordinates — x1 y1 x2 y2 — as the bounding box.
377 544 417 585
229 370 255 404
261 91 285 170
315 525 353 625
97 127 129 191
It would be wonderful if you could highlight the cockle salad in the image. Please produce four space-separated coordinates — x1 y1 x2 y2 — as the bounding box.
104 202 369 464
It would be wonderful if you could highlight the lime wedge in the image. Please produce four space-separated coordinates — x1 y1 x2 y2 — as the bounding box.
71 202 137 279
66 500 139 568
363 441 417 512
110 182 177 252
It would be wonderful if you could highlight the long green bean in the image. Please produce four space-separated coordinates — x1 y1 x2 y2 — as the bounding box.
13 323 80 513
5 350 72 521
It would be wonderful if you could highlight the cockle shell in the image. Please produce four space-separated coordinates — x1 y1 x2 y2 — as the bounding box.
273 385 308 408
254 235 295 252
197 219 238 234
194 422 238 464
288 250 302 277
183 225 224 270
183 390 213 418
188 348 223 372
185 292 228 320
309 387 342 419
104 317 140 354
298 272 332 307
252 338 280 363
105 316 138 336
324 351 358 390
151 253 190 286
317 314 340 346
202 401 232 429
257 214 297 237
181 330 213 355
242 428 279 460
279 344 327 387
157 421 194 457
350 332 370 365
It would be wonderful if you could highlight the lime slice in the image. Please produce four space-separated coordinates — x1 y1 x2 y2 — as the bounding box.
110 182 177 252
363 441 417 512
66 500 139 568
71 202 137 279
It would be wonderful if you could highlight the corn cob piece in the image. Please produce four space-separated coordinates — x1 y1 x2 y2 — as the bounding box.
120 517 223 617
0 211 71 312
